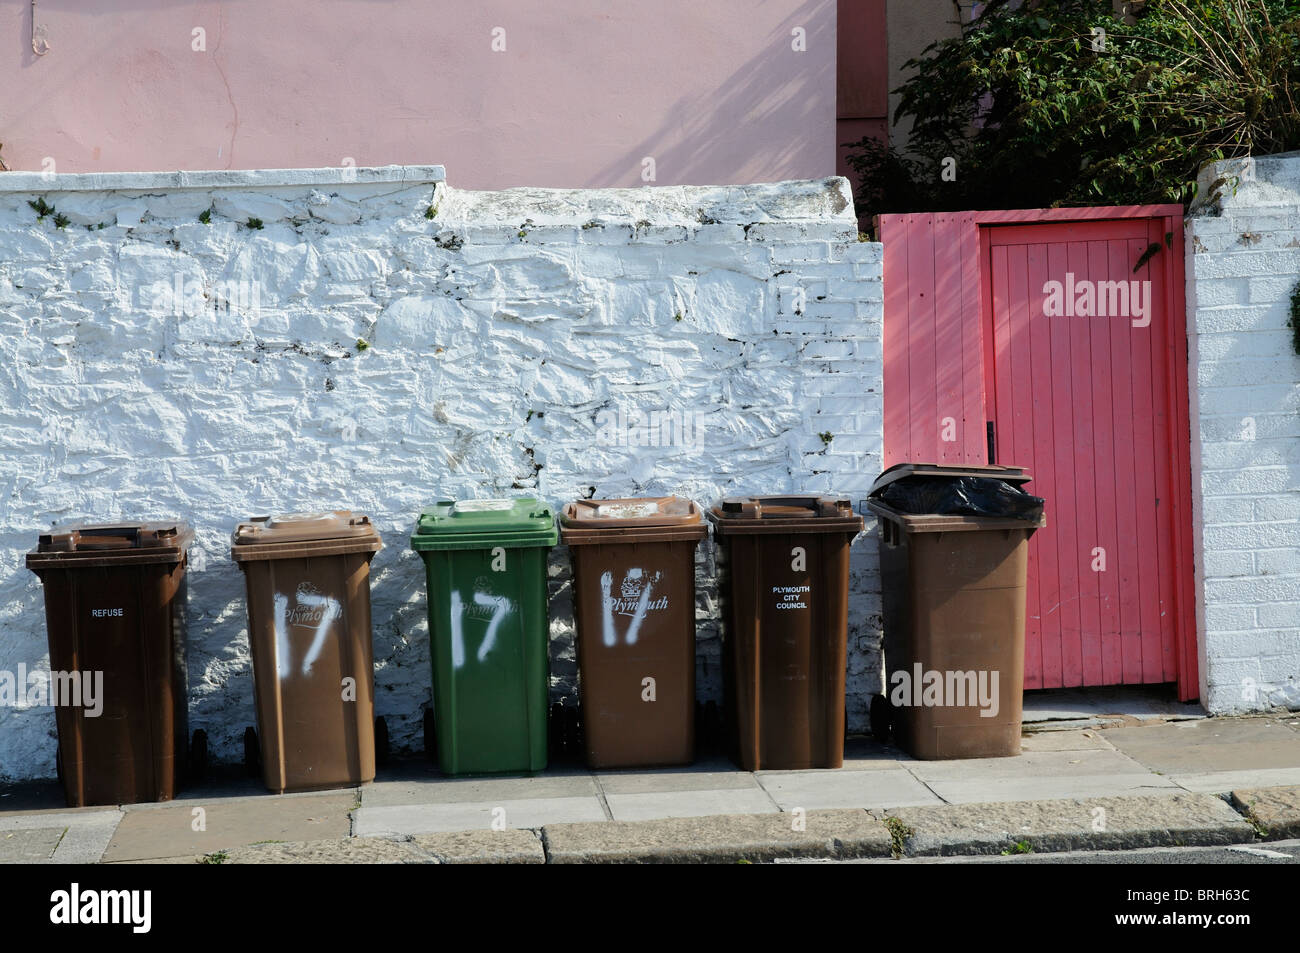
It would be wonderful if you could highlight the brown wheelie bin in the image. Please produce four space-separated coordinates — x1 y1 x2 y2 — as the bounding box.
866 464 1046 759
231 512 382 793
709 496 863 770
25 522 194 807
560 497 706 768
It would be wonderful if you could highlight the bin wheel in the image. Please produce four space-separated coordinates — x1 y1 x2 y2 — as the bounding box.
243 726 261 778
374 716 390 768
869 694 892 743
189 729 209 783
563 704 583 764
423 709 437 764
548 702 565 762
695 700 722 757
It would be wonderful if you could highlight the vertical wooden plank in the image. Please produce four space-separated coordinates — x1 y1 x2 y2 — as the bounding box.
1025 241 1061 688
933 213 966 462
1164 215 1198 700
1107 239 1142 684
1047 240 1082 686
1125 235 1159 686
1143 217 1178 682
1089 240 1123 685
1067 239 1101 686
1006 244 1042 690
880 214 910 468
961 213 986 464
907 215 938 463
991 243 1014 467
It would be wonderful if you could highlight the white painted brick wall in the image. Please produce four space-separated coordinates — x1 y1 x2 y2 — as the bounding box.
1187 156 1300 714
0 168 884 781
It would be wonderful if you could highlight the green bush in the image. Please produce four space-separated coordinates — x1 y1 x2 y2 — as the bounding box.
846 0 1300 225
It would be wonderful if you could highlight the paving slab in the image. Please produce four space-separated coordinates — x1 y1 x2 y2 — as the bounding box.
101 794 354 863
411 829 546 864
0 828 64 862
757 767 942 810
0 780 101 815
0 809 124 864
923 774 1179 804
882 792 1255 856
1103 717 1300 775
904 748 1158 781
595 768 763 795
122 784 356 811
1019 729 1115 752
353 796 606 836
543 809 891 863
1172 768 1300 794
221 837 431 864
1022 687 1203 723
1231 786 1300 839
839 739 913 770
605 788 777 821
362 773 597 808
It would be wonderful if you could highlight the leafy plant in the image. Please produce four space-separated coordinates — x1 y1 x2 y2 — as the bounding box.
199 208 212 224
246 217 263 230
845 0 1300 226
884 816 914 858
28 197 54 220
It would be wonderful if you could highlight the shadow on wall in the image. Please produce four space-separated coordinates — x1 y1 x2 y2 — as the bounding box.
587 0 835 187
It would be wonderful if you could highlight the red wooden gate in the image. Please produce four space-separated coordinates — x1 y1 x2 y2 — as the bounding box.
879 207 1197 701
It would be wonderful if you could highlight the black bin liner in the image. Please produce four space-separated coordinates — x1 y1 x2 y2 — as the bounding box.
876 476 1045 521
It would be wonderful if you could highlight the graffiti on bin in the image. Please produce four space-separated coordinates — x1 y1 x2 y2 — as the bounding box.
599 568 667 646
450 576 513 668
273 582 343 679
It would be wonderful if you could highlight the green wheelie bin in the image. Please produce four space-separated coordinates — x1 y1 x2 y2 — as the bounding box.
411 498 557 775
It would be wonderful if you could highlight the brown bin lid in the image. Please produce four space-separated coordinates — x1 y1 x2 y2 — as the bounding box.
231 511 383 561
865 463 1045 533
864 499 1047 534
866 462 1032 498
26 521 194 568
559 496 706 545
708 495 864 535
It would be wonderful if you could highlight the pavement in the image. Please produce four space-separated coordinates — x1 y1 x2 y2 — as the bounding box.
2 704 1298 865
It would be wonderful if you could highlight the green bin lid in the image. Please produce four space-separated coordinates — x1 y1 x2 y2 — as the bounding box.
410 497 558 551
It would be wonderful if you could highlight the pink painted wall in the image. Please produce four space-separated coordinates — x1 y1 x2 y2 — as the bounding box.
1 0 835 187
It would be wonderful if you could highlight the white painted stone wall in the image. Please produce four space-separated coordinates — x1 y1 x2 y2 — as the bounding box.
1187 155 1300 713
0 167 884 780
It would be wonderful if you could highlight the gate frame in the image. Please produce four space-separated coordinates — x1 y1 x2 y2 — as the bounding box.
880 205 1197 701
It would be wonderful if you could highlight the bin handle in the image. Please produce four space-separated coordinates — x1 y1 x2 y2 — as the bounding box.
720 496 850 519
55 526 142 551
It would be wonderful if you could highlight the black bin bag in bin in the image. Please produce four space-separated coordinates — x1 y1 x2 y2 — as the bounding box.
870 463 1045 521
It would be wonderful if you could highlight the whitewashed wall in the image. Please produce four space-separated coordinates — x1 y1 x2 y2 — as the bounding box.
1187 156 1300 713
0 167 884 780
